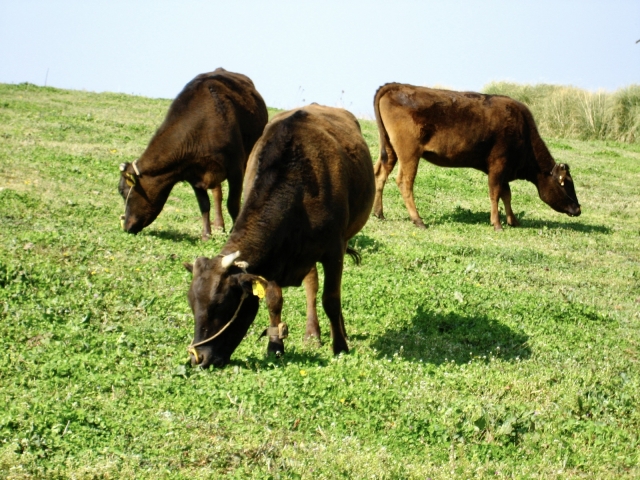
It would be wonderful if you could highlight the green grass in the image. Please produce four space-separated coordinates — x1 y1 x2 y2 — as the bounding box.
1 82 639 479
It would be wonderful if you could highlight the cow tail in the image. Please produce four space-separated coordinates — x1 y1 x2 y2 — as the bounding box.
374 84 397 166
346 246 362 266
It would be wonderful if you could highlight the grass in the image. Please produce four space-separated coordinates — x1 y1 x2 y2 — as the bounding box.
1 82 639 479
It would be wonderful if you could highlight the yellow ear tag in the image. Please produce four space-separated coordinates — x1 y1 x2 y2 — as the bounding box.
252 280 265 299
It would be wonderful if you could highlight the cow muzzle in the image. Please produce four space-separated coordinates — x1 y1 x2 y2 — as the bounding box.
188 346 227 368
567 205 581 217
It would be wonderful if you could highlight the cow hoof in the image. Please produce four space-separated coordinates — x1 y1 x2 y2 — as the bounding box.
332 341 349 356
493 224 504 231
304 333 322 347
267 341 285 357
373 212 385 220
413 220 427 229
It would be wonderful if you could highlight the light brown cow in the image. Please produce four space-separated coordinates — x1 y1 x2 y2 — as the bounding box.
373 83 581 230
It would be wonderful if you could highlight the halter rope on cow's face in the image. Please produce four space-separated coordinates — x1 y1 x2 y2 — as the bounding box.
119 161 140 229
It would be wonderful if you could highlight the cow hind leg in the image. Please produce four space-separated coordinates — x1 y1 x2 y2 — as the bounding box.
500 183 520 227
303 266 321 345
373 157 396 220
226 169 243 226
320 252 349 355
192 186 212 240
396 153 426 228
211 185 225 231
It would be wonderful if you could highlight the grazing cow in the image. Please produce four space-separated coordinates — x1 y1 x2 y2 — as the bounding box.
118 68 268 239
183 104 375 368
372 83 581 230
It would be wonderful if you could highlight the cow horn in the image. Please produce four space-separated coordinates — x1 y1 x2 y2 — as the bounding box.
234 260 249 272
119 163 127 172
221 251 241 270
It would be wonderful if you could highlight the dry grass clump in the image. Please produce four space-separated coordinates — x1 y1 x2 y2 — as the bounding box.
483 82 640 143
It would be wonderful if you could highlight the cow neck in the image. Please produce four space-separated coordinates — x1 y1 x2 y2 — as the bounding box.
222 220 286 278
523 113 556 179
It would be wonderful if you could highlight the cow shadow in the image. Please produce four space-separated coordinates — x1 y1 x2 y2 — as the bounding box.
349 232 384 254
146 229 203 245
371 304 531 365
229 348 330 370
433 206 610 234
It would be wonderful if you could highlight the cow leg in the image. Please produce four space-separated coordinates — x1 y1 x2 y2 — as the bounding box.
373 158 396 220
396 154 426 228
321 252 349 355
488 172 504 231
303 266 321 344
210 184 225 232
192 186 212 240
226 169 243 226
265 281 285 357
500 182 520 227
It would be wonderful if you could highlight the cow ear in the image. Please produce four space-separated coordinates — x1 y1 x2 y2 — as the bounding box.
183 262 194 273
231 273 268 299
552 163 568 186
124 172 137 187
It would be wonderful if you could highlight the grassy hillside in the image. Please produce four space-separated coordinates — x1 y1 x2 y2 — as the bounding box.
1 83 639 479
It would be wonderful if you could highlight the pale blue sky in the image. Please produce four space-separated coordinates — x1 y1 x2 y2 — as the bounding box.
1 1 638 117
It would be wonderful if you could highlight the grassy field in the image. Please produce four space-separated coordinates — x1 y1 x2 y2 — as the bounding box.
0 82 639 479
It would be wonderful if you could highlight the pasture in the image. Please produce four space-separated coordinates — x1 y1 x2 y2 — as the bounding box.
1 82 639 479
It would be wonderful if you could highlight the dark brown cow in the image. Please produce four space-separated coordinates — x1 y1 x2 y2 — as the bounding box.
118 68 268 239
373 83 581 230
183 104 375 368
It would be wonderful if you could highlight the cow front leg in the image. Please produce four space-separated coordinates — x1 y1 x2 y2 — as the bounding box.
192 186 212 240
321 254 349 355
211 184 225 231
265 281 285 357
488 172 503 231
303 266 321 344
500 182 520 227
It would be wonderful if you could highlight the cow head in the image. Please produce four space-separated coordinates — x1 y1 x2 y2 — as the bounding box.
537 163 581 217
117 162 163 234
184 251 263 368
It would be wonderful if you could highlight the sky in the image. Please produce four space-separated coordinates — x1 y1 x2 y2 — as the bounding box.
1 0 639 117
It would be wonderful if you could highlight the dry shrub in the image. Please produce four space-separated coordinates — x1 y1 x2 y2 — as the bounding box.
483 82 640 143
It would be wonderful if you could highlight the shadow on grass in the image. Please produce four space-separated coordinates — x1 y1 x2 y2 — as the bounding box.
145 229 202 245
371 305 531 365
434 207 611 234
349 232 385 254
231 348 331 370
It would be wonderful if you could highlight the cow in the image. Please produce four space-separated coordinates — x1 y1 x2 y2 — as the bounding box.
118 68 268 239
183 104 375 368
372 83 581 230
